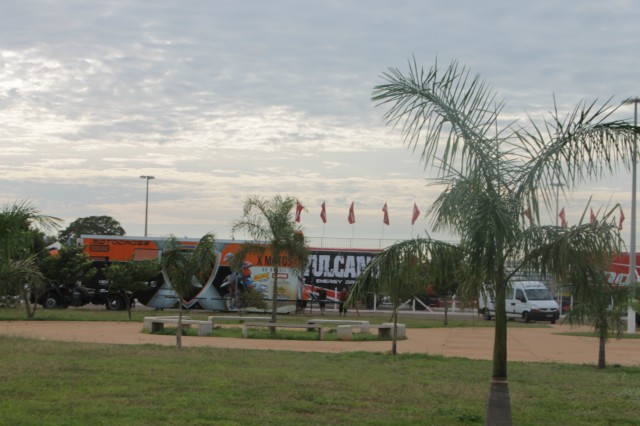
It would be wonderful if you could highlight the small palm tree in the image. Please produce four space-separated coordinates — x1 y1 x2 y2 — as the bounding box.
352 238 461 355
231 195 308 329
160 233 216 349
567 280 627 368
555 211 628 369
0 201 59 319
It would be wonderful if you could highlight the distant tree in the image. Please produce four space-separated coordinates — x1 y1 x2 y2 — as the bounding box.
104 259 161 320
58 216 125 244
39 246 97 289
231 195 308 332
0 201 60 318
160 234 216 350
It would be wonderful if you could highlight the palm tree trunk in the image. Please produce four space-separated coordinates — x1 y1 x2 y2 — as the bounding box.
125 293 132 320
444 293 449 326
486 277 512 425
485 379 512 426
597 334 606 369
176 302 183 350
19 287 35 319
392 307 398 355
492 279 508 379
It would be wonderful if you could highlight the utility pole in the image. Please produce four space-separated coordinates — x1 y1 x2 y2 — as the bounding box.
140 175 155 237
622 97 639 334
551 182 564 301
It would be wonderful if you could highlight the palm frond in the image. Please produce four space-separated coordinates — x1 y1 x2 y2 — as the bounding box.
160 233 217 299
515 99 637 215
372 58 503 178
351 237 462 306
515 206 621 288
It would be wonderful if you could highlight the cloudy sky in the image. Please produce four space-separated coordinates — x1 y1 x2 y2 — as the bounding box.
2 0 640 247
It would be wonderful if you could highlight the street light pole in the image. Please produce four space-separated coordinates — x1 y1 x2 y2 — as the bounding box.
551 182 564 300
140 175 155 237
622 97 639 334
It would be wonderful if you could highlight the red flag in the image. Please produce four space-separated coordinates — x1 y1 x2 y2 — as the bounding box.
320 202 327 224
559 207 567 228
295 202 304 223
382 203 389 225
590 208 596 224
619 207 625 230
412 203 420 225
348 202 355 224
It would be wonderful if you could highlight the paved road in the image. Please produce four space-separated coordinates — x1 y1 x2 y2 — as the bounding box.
1 320 638 366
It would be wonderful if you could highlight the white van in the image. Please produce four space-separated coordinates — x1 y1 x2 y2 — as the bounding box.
478 281 560 324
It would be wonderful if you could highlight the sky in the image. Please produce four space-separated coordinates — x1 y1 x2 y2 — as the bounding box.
1 0 640 248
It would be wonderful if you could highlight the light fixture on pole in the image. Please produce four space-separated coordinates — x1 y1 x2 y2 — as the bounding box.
622 97 639 334
140 175 155 237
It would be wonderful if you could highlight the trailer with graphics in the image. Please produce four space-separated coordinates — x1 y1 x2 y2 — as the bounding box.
69 235 380 312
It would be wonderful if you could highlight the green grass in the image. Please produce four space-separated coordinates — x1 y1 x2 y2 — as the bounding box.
0 336 638 425
0 305 536 329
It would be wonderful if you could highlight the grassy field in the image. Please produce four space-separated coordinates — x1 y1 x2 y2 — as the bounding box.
0 305 531 329
1 307 640 424
0 335 639 425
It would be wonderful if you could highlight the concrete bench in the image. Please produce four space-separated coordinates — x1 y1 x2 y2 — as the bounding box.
242 322 325 340
336 323 406 341
307 319 370 326
143 316 212 336
307 319 370 333
143 315 190 330
207 316 271 325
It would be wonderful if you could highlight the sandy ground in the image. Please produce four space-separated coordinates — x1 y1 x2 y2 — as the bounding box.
0 320 639 366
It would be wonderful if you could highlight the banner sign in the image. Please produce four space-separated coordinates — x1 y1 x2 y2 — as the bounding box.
306 249 377 287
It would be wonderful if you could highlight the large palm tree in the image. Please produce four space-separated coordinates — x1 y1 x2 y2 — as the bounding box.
371 59 636 424
0 201 59 318
160 233 216 349
231 195 308 327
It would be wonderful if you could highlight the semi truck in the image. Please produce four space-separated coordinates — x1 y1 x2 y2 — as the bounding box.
37 235 380 312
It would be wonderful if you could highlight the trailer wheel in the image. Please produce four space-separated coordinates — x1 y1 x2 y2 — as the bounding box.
524 311 532 323
44 293 61 309
482 308 492 321
106 295 125 311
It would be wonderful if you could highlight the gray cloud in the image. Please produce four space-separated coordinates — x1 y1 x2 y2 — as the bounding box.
1 0 639 242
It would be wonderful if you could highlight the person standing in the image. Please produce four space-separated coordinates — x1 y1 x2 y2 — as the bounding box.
338 287 348 317
317 287 327 315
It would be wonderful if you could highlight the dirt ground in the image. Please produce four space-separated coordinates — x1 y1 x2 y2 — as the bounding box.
1 320 638 367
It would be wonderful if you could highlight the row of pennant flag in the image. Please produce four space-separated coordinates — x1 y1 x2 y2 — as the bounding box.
294 201 422 226
295 201 627 229
523 206 626 230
